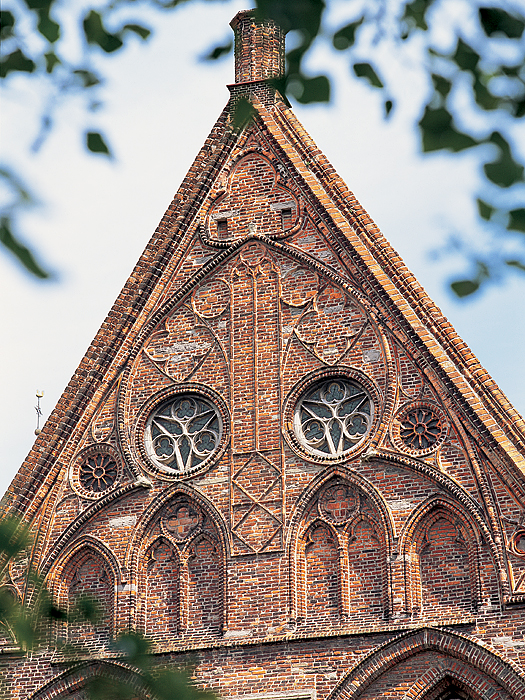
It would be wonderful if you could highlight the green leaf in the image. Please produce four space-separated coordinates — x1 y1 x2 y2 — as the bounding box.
479 7 525 39
83 11 123 53
21 0 54 10
431 74 452 98
73 69 100 87
401 0 437 32
514 96 525 118
86 131 111 156
506 259 525 271
473 75 500 110
385 99 394 116
0 49 36 78
293 74 330 103
0 11 15 40
0 217 50 279
332 18 364 51
451 279 480 297
122 23 152 40
286 44 309 76
477 198 495 220
44 52 60 73
0 518 31 561
266 76 291 105
353 62 383 88
231 97 256 130
419 106 478 152
203 41 233 61
484 131 524 187
508 208 525 232
256 0 325 39
37 9 60 43
453 38 480 72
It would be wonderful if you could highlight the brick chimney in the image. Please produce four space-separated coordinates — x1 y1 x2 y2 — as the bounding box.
230 10 285 85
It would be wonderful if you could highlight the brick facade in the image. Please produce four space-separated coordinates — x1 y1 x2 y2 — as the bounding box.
2 10 525 700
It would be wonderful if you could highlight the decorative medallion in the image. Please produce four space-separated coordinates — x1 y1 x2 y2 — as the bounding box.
511 530 525 557
319 482 358 523
80 453 118 493
284 370 377 462
162 501 202 541
391 401 448 456
139 387 228 477
71 444 121 498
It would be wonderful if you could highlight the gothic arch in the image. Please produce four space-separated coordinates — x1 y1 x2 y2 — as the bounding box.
327 627 525 700
48 538 118 649
127 483 228 636
300 518 341 622
402 663 504 700
142 535 182 639
28 660 147 699
287 467 394 623
400 497 483 616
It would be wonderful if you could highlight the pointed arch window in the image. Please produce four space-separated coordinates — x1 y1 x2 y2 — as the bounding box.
404 505 480 617
293 480 389 625
139 497 224 639
187 536 222 634
146 540 180 639
305 523 340 622
63 550 114 650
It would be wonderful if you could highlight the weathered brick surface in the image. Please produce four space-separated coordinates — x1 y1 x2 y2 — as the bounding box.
2 10 525 700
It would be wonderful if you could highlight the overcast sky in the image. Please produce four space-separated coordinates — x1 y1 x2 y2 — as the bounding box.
1 0 524 499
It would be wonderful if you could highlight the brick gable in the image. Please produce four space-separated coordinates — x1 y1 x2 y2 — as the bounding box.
2 10 525 700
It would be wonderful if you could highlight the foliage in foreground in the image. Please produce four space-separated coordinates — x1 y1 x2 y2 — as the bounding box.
0 517 216 700
1 0 525 295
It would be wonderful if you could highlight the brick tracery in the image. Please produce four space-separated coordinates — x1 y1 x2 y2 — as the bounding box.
131 489 227 638
291 474 392 624
4 9 525 699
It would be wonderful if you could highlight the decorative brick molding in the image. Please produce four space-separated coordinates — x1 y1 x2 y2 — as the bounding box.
28 661 147 700
402 662 505 700
327 627 525 700
125 482 229 635
287 466 395 624
400 496 485 616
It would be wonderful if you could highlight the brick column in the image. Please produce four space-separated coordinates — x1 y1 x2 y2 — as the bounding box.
230 10 285 84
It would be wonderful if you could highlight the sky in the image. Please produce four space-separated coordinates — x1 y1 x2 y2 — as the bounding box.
1 0 524 499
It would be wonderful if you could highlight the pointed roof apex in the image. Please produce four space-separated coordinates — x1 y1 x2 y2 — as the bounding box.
230 9 285 84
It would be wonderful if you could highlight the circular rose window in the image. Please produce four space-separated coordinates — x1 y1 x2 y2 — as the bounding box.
294 377 373 458
144 394 222 473
391 401 448 456
80 452 118 493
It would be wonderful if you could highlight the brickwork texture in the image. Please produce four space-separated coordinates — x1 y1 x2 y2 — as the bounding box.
2 10 525 700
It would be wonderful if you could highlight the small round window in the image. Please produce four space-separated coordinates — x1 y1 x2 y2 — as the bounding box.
145 394 222 473
294 377 373 458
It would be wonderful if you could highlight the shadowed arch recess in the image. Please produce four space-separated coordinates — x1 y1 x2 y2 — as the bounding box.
327 627 525 700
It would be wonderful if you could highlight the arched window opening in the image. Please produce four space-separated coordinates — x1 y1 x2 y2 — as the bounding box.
187 536 221 635
419 517 471 615
426 679 479 700
145 541 179 639
347 518 383 621
305 523 339 622
67 552 113 650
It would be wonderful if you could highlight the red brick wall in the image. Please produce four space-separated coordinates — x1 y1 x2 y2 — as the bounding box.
2 14 525 699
